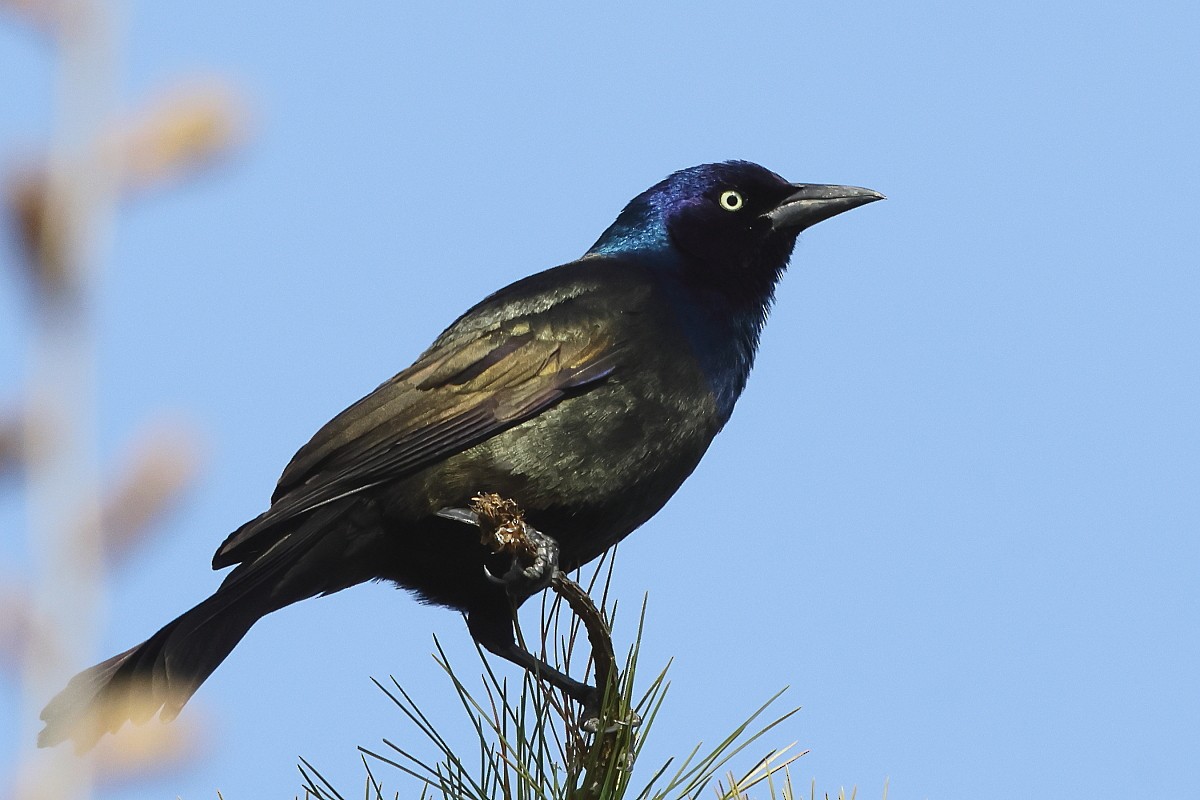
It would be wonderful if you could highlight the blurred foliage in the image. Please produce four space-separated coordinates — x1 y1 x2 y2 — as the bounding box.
2 2 242 798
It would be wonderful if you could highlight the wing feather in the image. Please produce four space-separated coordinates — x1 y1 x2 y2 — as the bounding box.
212 309 623 568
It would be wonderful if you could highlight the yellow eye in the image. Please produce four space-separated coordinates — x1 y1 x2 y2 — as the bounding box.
719 190 744 211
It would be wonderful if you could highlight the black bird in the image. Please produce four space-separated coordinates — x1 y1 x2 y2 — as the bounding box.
38 160 882 749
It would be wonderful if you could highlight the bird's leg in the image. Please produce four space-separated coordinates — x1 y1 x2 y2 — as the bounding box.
466 604 602 726
446 494 639 732
442 495 603 726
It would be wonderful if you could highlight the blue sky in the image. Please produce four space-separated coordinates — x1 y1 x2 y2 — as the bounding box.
2 2 1198 798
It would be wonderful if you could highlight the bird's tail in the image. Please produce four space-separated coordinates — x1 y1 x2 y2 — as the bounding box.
38 501 369 751
36 584 270 751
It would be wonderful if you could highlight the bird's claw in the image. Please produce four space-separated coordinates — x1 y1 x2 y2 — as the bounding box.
440 505 561 599
576 685 642 734
436 507 482 527
580 706 642 735
489 525 560 599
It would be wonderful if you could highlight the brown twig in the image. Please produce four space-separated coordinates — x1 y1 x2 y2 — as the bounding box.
467 492 618 698
466 492 632 794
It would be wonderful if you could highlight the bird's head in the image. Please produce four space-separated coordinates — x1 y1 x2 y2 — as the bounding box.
588 160 883 304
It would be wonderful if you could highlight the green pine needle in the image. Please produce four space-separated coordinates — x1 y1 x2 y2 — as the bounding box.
295 555 877 800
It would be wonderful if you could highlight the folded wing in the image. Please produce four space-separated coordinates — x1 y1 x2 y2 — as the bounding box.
213 310 623 569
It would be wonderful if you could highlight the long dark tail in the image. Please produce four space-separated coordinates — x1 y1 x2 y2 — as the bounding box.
38 501 375 751
36 584 271 751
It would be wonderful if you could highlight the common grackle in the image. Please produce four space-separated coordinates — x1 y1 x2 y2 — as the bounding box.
38 160 882 749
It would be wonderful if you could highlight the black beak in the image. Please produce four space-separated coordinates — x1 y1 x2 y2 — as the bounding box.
768 184 885 232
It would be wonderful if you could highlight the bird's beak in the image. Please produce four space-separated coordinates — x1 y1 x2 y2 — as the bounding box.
768 184 885 232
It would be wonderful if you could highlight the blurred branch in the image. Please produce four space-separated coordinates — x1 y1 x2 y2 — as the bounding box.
0 577 33 676
0 407 25 480
13 3 121 798
0 0 65 32
112 81 246 195
7 161 79 299
91 709 208 792
4 3 245 799
98 419 203 567
6 80 246 300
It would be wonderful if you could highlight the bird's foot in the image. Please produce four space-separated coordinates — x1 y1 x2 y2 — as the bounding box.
576 685 642 734
488 524 560 599
580 706 643 735
436 501 561 599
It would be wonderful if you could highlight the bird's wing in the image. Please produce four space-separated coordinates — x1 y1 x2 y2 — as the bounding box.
212 307 624 569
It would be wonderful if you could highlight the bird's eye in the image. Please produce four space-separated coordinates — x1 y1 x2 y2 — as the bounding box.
719 190 744 212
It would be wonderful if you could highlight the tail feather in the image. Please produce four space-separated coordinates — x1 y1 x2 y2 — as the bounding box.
38 502 367 751
37 591 263 751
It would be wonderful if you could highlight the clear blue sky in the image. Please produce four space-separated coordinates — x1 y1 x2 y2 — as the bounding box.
3 3 1198 798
